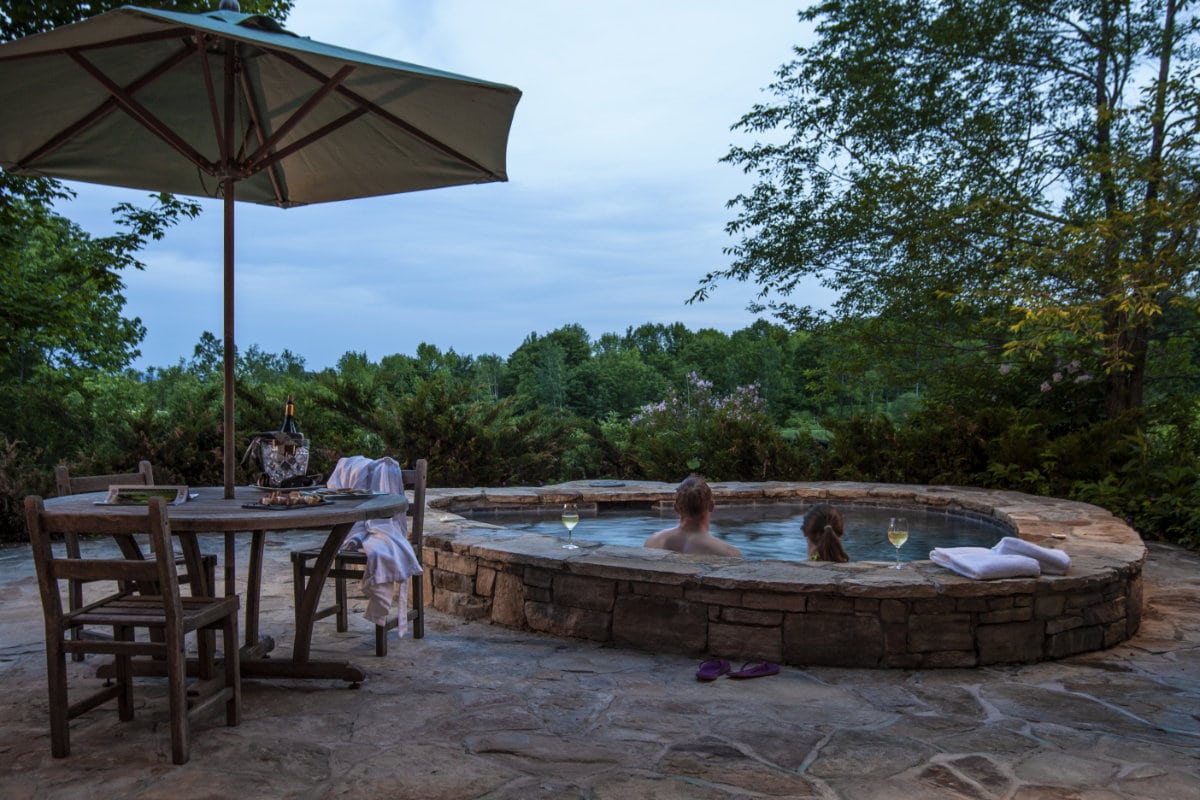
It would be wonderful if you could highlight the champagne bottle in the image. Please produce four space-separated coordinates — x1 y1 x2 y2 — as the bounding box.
279 394 299 435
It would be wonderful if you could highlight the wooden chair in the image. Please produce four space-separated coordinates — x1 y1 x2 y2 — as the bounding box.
25 495 240 765
290 458 426 656
54 462 217 661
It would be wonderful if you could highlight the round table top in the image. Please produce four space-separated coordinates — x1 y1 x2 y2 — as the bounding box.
37 486 408 534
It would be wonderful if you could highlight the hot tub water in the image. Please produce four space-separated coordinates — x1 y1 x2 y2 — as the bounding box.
467 502 1007 561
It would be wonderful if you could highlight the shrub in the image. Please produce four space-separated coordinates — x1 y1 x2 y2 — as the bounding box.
0 438 51 541
624 372 808 481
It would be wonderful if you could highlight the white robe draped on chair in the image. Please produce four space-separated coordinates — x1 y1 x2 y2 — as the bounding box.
326 456 423 633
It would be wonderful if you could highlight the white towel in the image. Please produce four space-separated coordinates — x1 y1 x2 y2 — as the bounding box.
327 456 423 632
326 455 373 492
929 546 1041 580
991 536 1070 575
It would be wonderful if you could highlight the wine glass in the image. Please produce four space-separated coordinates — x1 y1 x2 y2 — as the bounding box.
561 502 580 550
887 516 909 569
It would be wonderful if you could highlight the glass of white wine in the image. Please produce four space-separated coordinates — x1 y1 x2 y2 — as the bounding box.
561 502 580 550
887 517 908 568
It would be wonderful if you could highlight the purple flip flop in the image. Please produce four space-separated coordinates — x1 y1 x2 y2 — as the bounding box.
727 661 780 679
695 659 731 681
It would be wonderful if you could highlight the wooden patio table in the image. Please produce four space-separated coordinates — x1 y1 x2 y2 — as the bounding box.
39 486 408 684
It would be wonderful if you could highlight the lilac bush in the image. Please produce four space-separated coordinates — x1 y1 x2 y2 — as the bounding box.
624 372 802 480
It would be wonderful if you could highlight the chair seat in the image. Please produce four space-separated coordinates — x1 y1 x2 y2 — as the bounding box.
68 592 240 634
54 461 219 661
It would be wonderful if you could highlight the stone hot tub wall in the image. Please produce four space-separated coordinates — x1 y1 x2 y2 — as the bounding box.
418 482 1146 668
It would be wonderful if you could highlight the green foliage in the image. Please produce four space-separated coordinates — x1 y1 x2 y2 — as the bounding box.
1071 404 1200 547
2 316 1200 551
568 348 666 419
1 194 199 379
708 0 1200 420
622 371 808 481
0 437 51 538
366 375 572 487
887 405 994 486
0 1 297 43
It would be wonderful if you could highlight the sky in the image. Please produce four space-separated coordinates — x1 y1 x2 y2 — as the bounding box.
59 1 821 371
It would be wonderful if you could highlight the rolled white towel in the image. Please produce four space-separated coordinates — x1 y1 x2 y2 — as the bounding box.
930 547 1041 580
991 536 1070 575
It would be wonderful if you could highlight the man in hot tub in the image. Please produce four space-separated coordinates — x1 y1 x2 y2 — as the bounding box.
644 475 743 558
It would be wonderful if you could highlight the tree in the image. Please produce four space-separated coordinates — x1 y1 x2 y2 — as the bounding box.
0 1 295 42
504 325 592 410
0 196 197 379
704 0 1199 420
568 348 666 418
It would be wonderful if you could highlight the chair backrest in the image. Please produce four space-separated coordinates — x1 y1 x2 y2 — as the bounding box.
55 460 155 497
402 458 427 549
26 495 183 623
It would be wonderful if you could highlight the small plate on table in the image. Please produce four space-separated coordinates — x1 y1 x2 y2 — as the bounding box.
242 499 334 511
317 489 382 500
96 485 195 505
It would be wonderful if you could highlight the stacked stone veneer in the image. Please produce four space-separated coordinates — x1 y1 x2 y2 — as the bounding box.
419 481 1145 668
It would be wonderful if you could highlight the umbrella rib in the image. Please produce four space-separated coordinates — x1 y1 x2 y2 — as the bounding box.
238 66 287 205
195 37 228 168
250 108 368 177
0 26 197 63
16 42 198 170
67 50 218 176
243 63 355 169
268 49 504 181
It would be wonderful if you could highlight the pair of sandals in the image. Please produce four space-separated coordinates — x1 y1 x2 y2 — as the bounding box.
696 659 779 681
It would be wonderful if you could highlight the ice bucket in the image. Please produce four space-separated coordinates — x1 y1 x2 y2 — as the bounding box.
244 431 310 488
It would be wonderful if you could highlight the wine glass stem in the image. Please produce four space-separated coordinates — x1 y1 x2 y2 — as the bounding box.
894 546 900 567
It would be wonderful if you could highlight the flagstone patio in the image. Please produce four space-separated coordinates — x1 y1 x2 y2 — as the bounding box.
0 531 1196 798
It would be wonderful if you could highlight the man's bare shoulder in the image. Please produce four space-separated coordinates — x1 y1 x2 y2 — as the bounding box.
644 526 681 549
688 537 742 558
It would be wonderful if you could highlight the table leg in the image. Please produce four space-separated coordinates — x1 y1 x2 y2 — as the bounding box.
291 521 353 665
222 531 272 657
176 532 214 678
245 530 265 647
224 534 237 598
102 523 366 685
177 532 207 595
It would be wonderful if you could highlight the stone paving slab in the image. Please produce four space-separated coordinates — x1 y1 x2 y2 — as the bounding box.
0 535 1197 799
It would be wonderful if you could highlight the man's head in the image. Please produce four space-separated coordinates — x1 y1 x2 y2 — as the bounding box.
674 474 715 519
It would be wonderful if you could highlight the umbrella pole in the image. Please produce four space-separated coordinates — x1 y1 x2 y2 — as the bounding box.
223 179 235 499
222 44 237 500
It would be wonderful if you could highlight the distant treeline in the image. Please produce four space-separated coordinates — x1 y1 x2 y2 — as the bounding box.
2 318 1198 549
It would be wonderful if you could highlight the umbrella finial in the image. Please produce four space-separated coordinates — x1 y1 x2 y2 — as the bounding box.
219 0 241 11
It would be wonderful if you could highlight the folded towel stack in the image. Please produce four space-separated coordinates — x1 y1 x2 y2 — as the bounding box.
991 536 1070 574
929 547 1042 580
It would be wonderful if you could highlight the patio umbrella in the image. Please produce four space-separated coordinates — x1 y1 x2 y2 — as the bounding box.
0 4 521 497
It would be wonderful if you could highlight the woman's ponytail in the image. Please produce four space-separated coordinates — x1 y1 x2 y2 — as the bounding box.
814 522 850 563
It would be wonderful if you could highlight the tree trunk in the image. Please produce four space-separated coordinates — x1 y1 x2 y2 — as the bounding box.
1103 321 1149 420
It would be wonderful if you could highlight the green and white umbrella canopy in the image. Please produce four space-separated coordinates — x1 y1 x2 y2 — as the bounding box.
0 5 521 495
